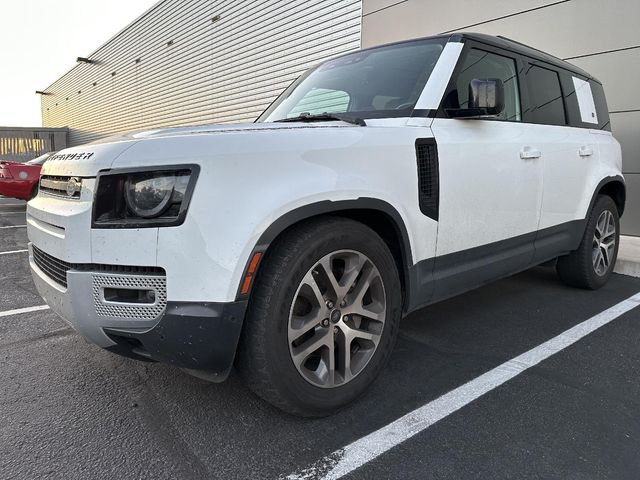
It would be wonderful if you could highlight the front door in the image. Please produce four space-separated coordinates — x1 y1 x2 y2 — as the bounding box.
430 44 544 300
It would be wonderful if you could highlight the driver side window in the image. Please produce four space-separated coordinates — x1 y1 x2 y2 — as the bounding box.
447 48 522 121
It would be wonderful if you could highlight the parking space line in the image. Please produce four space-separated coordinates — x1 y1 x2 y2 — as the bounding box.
0 305 50 318
0 225 26 229
286 292 640 480
0 249 27 256
0 212 26 216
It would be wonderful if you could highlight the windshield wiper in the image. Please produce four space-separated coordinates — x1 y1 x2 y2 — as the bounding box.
274 112 367 126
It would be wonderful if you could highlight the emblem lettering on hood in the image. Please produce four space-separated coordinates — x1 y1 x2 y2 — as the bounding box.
48 152 95 161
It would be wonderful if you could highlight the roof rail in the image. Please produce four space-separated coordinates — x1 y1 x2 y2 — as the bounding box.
496 35 565 63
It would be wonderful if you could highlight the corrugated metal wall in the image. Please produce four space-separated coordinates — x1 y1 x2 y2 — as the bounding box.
361 0 640 237
41 0 362 147
0 127 68 162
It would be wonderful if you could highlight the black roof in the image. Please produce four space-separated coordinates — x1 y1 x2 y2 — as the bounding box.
454 33 595 81
353 32 597 83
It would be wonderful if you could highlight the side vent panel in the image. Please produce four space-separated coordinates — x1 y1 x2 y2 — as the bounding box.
415 138 440 221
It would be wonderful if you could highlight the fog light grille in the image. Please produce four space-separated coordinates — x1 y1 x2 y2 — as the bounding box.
93 274 167 320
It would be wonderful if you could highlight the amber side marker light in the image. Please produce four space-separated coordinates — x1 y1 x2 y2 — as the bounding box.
240 252 263 295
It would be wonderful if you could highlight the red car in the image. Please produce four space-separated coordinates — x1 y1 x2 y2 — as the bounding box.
0 152 53 200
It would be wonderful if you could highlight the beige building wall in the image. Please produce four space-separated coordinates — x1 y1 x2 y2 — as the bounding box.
0 127 68 162
362 0 640 236
41 0 362 147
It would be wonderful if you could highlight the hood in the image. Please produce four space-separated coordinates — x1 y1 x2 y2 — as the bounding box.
40 121 357 177
92 121 354 143
40 141 138 177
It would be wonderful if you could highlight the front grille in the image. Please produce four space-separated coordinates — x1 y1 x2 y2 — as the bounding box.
40 176 82 199
32 245 71 287
32 245 165 288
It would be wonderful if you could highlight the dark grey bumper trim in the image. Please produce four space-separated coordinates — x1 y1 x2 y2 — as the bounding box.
104 300 248 381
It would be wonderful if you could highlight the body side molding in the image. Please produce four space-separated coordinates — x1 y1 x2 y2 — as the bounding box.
405 176 625 313
236 177 625 313
406 220 586 314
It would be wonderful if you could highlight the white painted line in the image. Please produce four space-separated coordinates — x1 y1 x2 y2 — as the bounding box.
0 225 26 229
287 292 640 480
0 203 26 207
0 211 25 216
0 305 50 318
0 249 27 256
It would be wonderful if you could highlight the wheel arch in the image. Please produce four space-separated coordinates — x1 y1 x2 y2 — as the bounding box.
595 176 626 217
236 198 414 309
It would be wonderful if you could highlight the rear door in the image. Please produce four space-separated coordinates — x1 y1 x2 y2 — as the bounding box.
521 63 599 262
430 43 544 299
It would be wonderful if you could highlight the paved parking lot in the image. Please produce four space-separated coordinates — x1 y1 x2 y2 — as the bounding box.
1 197 639 480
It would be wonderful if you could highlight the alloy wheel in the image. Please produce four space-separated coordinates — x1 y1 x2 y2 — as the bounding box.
592 209 616 276
287 250 386 388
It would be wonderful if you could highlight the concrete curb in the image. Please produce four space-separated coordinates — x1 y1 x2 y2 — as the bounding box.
615 236 640 278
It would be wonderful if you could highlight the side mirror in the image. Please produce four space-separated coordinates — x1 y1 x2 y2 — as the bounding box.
446 78 505 118
469 78 504 114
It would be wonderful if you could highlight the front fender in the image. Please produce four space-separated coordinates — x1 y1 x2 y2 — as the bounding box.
232 195 416 300
142 126 437 304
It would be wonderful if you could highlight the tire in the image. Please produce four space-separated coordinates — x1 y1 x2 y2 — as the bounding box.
557 195 620 290
236 217 402 417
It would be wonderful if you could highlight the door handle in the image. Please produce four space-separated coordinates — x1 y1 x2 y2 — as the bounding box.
520 147 542 160
579 146 594 157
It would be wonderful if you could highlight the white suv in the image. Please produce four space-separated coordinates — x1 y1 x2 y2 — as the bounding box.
28 33 625 416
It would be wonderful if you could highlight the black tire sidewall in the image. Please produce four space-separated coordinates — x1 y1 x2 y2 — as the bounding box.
252 220 401 415
582 196 620 288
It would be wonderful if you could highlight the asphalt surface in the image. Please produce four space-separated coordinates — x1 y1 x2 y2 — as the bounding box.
1 197 639 480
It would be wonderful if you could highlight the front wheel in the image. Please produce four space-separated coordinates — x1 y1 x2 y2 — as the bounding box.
236 217 402 417
557 195 620 289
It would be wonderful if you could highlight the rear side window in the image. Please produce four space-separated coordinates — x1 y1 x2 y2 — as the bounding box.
559 73 611 131
589 81 611 131
523 64 566 126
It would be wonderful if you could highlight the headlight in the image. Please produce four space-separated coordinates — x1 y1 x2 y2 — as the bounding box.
125 174 184 219
92 166 199 228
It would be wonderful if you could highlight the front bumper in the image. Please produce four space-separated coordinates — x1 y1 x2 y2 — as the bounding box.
0 179 33 200
105 301 247 381
29 244 247 380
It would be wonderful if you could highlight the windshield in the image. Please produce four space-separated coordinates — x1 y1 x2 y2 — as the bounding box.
258 38 447 122
27 152 53 165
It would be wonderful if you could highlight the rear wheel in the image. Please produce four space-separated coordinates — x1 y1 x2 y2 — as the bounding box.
236 217 402 417
557 195 620 289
